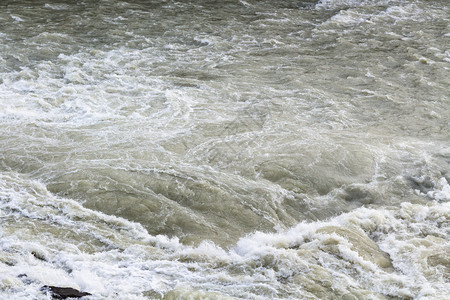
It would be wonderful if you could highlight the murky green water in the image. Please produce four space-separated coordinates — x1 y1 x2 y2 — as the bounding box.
0 0 449 298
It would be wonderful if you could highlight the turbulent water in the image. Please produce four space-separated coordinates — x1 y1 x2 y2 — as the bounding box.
0 0 449 299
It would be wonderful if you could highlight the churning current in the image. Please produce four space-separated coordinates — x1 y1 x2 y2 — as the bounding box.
0 0 449 299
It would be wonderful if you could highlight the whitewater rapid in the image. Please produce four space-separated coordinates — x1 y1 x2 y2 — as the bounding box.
0 0 449 298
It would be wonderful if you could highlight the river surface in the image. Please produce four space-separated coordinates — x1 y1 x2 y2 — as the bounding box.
0 0 449 299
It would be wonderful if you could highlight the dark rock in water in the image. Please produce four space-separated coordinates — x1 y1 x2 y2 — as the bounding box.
40 285 91 299
17 273 33 285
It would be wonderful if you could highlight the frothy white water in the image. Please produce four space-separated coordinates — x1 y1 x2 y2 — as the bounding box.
0 0 449 298
0 172 449 299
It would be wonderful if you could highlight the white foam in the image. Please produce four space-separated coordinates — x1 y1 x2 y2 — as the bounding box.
10 15 24 22
427 177 450 202
44 3 70 10
1 170 449 299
